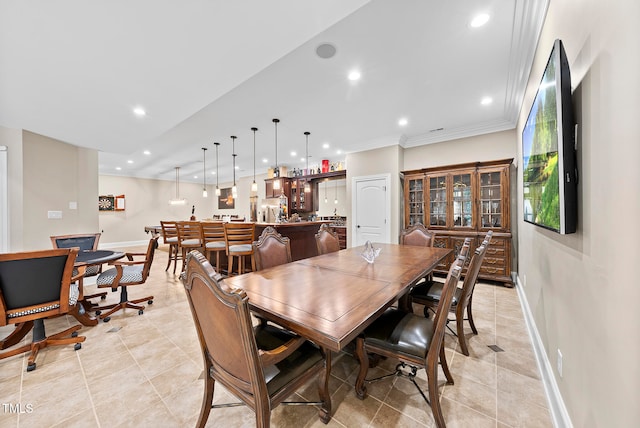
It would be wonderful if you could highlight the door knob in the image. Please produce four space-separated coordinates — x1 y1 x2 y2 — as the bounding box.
357 225 361 228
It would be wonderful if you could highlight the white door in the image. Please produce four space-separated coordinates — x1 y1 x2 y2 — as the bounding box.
352 175 390 246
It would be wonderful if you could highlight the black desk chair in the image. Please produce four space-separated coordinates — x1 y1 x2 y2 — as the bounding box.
0 248 85 372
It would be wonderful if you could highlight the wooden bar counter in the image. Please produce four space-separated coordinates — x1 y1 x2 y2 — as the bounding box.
255 221 330 261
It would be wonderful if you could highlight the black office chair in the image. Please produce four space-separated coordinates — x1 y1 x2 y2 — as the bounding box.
0 248 85 372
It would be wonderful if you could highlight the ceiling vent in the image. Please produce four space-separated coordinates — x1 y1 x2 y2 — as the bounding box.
316 43 337 59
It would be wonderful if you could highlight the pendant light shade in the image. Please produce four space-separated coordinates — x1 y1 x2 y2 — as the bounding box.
304 131 311 192
231 136 238 198
251 127 258 192
201 147 208 198
169 166 187 205
273 118 281 190
214 142 221 196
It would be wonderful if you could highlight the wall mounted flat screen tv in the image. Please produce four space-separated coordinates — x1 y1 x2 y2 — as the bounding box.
522 39 577 234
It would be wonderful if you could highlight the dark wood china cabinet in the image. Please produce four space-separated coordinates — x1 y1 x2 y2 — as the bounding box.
403 159 513 286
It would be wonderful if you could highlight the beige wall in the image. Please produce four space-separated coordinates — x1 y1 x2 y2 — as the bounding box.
98 173 270 245
516 0 640 426
403 129 516 171
1 128 99 251
346 144 403 246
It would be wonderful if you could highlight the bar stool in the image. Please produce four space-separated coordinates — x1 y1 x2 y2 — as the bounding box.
177 221 203 271
161 221 181 274
224 222 255 276
200 221 226 273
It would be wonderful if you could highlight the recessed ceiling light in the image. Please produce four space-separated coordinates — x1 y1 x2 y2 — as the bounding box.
398 118 408 126
127 160 133 164
290 151 297 157
470 13 490 28
300 158 305 162
348 70 361 81
336 149 343 155
115 167 122 171
143 150 151 155
481 96 493 105
234 166 239 170
262 158 268 163
133 107 146 117
194 175 198 179
322 143 330 149
211 171 216 175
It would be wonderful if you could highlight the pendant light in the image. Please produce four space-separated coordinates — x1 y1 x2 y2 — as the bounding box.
334 179 338 204
231 135 238 198
169 166 187 205
324 180 328 203
251 127 258 192
272 118 280 190
201 147 208 197
304 131 311 192
214 142 221 196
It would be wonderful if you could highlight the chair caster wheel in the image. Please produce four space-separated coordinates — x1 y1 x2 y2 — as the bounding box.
103 317 111 322
27 363 36 372
74 343 82 351
101 295 107 300
138 309 144 315
71 331 78 337
148 300 153 305
95 310 102 316
423 308 431 318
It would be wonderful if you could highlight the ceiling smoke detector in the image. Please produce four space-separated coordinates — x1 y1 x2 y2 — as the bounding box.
316 43 337 59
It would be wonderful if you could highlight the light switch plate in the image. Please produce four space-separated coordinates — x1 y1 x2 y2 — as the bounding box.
47 210 63 219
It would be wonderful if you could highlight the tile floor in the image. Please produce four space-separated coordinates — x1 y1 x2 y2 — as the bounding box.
0 245 552 427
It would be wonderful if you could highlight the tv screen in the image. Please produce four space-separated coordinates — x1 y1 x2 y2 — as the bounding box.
522 39 577 234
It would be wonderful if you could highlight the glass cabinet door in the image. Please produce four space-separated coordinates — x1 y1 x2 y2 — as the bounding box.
452 172 473 228
428 175 448 227
407 176 425 226
479 171 502 228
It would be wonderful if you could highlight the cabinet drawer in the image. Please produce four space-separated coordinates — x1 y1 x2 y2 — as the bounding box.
485 246 506 257
482 256 506 268
480 265 507 276
486 237 506 247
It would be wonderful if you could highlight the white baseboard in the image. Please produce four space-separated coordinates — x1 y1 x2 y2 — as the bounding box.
515 276 573 428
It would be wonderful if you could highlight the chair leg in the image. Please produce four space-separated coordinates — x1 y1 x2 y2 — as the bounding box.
173 245 180 274
317 349 332 423
354 337 369 399
439 344 454 384
0 321 33 350
165 245 173 271
467 296 478 335
196 359 215 428
427 354 446 428
228 254 234 276
456 310 470 356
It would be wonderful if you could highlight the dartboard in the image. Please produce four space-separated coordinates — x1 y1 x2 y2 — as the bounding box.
99 196 114 210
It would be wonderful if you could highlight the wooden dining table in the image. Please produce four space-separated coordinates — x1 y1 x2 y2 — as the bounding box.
223 243 451 353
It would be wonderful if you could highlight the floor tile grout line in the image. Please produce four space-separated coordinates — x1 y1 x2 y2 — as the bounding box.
74 343 102 428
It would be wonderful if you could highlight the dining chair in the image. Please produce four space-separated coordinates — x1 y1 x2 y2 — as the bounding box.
252 226 292 271
181 251 332 427
94 238 157 322
200 221 226 272
354 257 464 428
50 232 108 303
399 223 435 247
224 222 255 276
160 221 181 274
177 221 204 272
410 232 492 356
315 223 340 255
0 248 85 372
